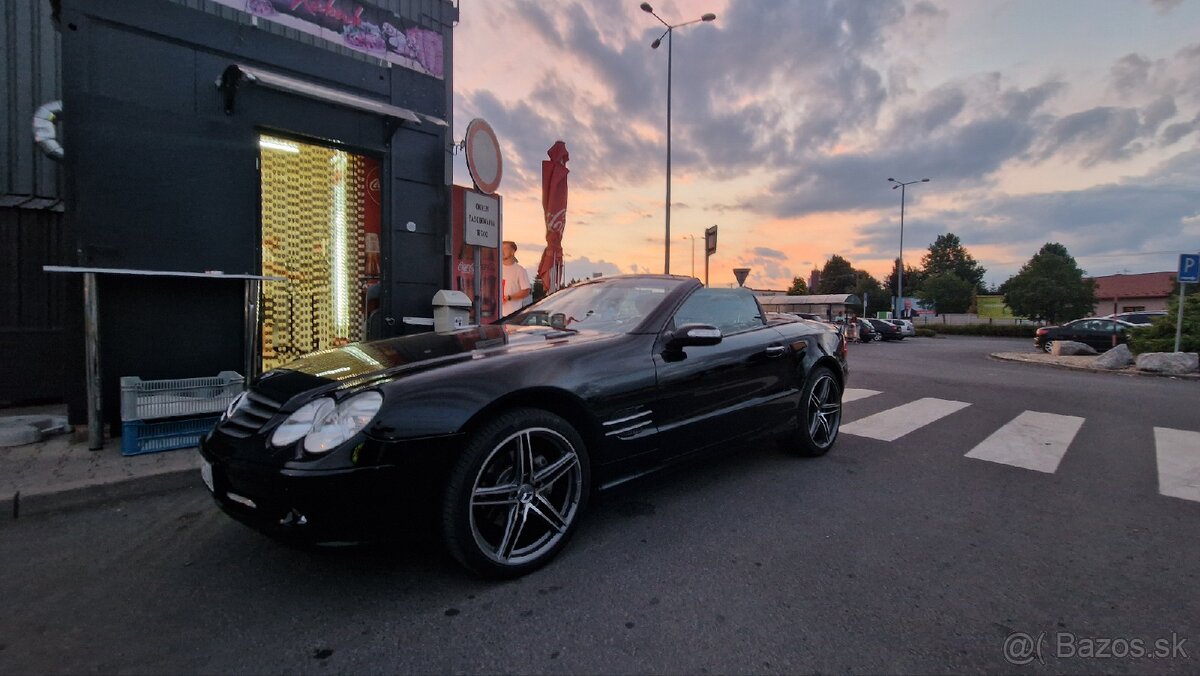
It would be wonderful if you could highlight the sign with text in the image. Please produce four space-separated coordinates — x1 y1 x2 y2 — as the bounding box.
1179 253 1199 283
463 191 499 248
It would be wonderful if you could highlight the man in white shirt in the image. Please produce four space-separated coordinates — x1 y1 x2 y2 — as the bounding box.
501 240 531 316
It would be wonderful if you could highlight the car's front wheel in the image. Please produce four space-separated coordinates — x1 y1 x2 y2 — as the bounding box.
443 408 590 578
783 365 842 457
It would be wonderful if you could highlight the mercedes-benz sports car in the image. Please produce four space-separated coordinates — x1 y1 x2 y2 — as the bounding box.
200 275 848 577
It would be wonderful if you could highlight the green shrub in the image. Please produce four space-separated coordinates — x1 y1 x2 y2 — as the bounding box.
915 328 938 338
913 323 1037 338
1126 294 1200 354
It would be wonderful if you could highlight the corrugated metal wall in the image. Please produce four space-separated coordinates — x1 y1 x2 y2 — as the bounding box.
2 0 69 404
1 0 62 206
0 206 72 404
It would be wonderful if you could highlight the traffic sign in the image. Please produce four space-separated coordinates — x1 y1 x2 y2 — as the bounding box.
705 225 718 255
1179 253 1199 284
733 267 750 287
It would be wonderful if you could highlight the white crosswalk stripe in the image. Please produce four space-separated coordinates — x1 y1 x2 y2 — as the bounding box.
1154 427 1200 503
841 390 1200 504
841 388 881 403
964 411 1084 473
841 397 971 442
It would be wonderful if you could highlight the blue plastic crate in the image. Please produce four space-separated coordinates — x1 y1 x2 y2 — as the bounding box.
121 415 220 456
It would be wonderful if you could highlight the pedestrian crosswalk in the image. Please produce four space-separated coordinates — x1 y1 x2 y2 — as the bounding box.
964 411 1084 474
840 397 970 442
839 388 1200 503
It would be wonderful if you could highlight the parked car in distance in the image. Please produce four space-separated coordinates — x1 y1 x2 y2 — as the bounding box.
201 275 849 578
886 319 916 337
1034 317 1139 353
1104 310 1168 326
866 318 903 341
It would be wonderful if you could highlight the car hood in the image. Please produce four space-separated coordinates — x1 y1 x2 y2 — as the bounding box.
253 323 612 402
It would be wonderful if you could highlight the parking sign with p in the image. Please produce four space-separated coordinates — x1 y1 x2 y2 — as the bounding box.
1180 253 1200 284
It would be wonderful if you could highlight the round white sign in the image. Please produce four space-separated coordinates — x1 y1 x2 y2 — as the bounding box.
465 118 503 195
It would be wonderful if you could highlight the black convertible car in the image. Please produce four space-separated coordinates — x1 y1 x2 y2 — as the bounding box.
200 275 848 577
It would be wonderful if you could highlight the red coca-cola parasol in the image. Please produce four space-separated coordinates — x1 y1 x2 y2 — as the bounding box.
537 141 569 294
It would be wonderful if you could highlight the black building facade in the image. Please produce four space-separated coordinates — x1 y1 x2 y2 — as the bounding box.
56 0 457 426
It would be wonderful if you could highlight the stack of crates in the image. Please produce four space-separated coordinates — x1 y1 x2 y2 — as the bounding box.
120 371 244 456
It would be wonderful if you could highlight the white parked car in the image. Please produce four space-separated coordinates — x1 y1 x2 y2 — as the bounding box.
887 319 916 337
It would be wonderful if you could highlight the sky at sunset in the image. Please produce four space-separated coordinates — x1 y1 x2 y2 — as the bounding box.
449 0 1200 291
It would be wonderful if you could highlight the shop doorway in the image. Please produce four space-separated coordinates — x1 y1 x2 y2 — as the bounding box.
258 134 382 371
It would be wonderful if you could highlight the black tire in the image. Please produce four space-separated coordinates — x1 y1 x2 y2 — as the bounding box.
783 365 842 457
442 408 590 578
1042 340 1054 354
872 332 883 342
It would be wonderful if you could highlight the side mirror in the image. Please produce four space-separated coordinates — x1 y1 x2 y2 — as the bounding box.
666 323 722 350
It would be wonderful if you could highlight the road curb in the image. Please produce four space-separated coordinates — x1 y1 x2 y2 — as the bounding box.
988 352 1200 379
2 466 199 520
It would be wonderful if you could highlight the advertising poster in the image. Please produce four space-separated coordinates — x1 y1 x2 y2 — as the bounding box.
213 0 445 78
899 296 936 318
451 185 502 324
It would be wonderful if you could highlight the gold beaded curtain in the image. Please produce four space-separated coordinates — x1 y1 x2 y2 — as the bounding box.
259 135 376 371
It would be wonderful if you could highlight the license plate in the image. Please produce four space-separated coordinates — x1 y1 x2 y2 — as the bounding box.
200 459 215 493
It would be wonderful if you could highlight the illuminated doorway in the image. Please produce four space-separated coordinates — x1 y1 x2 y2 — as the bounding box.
258 134 382 371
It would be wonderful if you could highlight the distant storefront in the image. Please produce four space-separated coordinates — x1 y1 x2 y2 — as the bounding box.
53 0 457 425
1089 271 1176 316
756 294 863 319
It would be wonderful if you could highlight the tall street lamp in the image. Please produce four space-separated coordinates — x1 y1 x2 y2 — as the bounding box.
887 177 930 319
682 234 697 278
641 2 716 275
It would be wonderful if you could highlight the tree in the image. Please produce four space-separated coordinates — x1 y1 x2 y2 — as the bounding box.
815 255 856 294
920 272 975 313
851 270 889 316
886 257 925 298
786 276 809 295
531 277 546 302
921 233 987 293
1001 243 1097 323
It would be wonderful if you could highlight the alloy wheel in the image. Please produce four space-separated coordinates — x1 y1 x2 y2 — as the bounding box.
806 373 842 449
468 427 583 566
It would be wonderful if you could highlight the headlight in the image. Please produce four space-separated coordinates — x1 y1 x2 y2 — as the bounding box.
270 398 335 447
303 392 383 455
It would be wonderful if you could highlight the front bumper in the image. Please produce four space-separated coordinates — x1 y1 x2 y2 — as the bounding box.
199 434 461 542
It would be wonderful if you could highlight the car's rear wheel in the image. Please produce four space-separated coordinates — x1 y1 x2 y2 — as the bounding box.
443 408 589 578
783 365 842 457
1042 340 1054 354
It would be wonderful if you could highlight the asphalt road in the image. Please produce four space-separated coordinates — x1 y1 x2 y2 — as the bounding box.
2 336 1197 675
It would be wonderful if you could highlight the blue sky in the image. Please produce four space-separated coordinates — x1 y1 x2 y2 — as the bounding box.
451 0 1200 289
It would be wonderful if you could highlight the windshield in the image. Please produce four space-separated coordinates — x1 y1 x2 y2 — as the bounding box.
505 277 684 334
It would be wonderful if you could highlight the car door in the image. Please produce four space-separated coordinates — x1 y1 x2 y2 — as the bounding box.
652 289 795 460
1086 319 1122 350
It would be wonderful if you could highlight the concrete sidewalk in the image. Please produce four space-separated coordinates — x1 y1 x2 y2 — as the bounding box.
1 404 202 520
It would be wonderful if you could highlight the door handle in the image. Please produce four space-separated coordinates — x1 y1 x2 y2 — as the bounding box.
765 345 787 358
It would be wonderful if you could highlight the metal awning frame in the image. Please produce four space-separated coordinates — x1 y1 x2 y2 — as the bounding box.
217 64 445 142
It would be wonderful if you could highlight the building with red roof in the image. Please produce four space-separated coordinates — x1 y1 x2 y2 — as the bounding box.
1088 271 1176 316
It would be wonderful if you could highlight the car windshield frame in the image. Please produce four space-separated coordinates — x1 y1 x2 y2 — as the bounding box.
504 276 689 336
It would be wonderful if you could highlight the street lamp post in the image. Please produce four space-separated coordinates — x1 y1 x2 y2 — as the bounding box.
641 3 715 275
682 234 696 278
887 177 930 319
